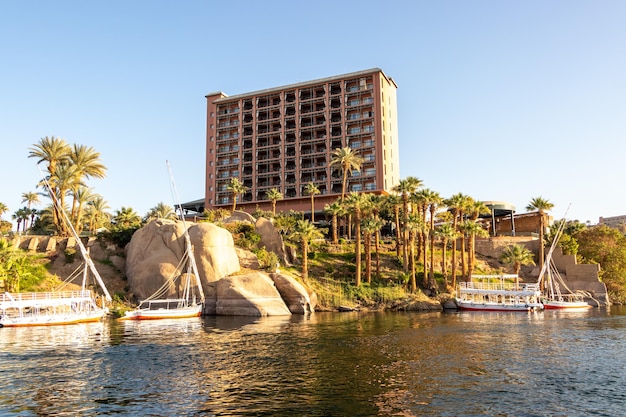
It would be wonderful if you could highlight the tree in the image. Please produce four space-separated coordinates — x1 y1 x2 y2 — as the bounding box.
145 202 177 222
383 194 402 257
344 192 371 286
68 144 107 223
405 213 425 292
324 201 343 245
112 207 142 229
526 197 554 272
289 220 324 281
12 208 30 233
435 222 457 288
445 193 473 288
0 202 8 220
500 244 536 275
577 225 626 302
84 196 111 233
29 136 72 234
226 178 248 212
28 136 71 179
423 189 443 288
393 177 423 272
265 188 283 216
304 183 320 223
21 191 41 231
461 220 489 280
361 217 383 284
330 147 363 201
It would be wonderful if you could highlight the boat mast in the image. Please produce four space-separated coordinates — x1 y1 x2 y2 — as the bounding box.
167 161 206 303
38 166 113 302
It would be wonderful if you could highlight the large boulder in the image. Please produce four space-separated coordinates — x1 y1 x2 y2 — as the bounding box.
270 272 315 314
216 271 292 316
125 219 240 299
255 217 290 266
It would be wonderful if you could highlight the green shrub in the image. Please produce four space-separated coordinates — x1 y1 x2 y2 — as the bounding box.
254 247 280 271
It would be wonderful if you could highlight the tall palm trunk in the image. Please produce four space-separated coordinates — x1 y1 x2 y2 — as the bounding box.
394 205 401 257
364 231 372 284
409 230 417 292
441 237 449 286
354 210 362 287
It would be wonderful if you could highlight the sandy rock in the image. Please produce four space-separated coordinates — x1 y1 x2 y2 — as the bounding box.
216 271 292 316
270 272 315 314
125 219 240 299
223 210 256 224
255 217 290 266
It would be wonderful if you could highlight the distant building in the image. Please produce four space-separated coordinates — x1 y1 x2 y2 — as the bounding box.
598 215 626 229
202 68 400 217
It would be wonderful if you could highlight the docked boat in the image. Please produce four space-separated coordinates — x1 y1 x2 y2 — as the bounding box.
456 274 544 312
0 290 107 327
1 175 112 328
120 162 205 321
537 214 592 310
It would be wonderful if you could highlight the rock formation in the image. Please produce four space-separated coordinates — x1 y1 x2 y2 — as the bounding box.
216 271 292 316
125 219 316 316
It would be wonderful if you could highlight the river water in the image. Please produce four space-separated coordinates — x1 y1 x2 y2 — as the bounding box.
1 307 625 416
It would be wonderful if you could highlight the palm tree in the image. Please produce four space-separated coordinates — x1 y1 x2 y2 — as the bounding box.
12 208 30 234
265 188 283 216
500 244 536 275
85 196 111 233
330 147 363 201
28 136 71 179
405 213 425 292
21 192 41 231
29 136 73 234
526 196 554 272
344 192 371 287
445 193 473 288
289 219 324 281
435 222 457 288
68 144 107 222
145 202 177 222
0 202 8 220
324 201 343 244
21 192 40 210
423 190 443 288
303 183 320 223
383 194 402 257
461 220 489 280
392 177 423 271
226 178 248 212
113 207 142 229
361 217 383 284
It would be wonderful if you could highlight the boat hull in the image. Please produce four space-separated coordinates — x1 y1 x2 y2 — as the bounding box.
456 300 543 312
0 310 106 327
542 300 592 310
119 304 202 321
1 291 108 328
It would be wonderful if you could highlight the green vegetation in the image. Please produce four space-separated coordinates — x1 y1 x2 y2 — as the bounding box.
4 137 626 308
0 238 49 292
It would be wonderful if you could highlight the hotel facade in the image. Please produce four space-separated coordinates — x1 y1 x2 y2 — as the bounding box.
204 68 400 217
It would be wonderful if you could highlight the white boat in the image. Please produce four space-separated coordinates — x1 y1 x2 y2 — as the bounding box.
1 174 112 328
456 274 544 312
537 212 592 310
0 290 107 327
120 162 205 321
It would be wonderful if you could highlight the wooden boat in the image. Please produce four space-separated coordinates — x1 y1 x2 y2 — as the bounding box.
0 174 112 328
538 213 592 310
0 290 107 327
456 274 544 312
119 162 205 321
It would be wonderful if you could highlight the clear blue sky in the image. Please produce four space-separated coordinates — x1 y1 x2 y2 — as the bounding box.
2 0 625 227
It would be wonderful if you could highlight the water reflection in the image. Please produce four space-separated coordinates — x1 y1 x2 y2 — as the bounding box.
0 307 625 416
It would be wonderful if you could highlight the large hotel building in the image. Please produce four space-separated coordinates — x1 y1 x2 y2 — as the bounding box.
203 68 400 217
